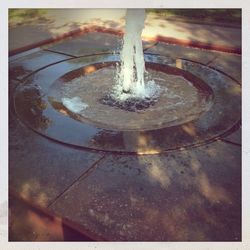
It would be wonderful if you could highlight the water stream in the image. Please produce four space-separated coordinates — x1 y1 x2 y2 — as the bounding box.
113 9 161 101
61 9 162 113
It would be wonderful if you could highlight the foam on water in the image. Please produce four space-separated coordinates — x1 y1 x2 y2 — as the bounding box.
62 97 88 113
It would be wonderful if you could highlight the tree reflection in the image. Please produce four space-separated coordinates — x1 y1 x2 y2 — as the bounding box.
15 86 52 131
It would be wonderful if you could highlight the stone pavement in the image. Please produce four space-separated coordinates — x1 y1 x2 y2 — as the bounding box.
9 194 94 241
9 9 241 54
9 31 241 241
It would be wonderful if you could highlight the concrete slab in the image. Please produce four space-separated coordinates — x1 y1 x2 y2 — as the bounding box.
9 194 93 241
50 141 241 241
43 32 121 57
143 16 241 49
223 127 241 145
9 50 72 81
208 53 241 82
9 32 241 242
9 10 241 54
145 42 218 65
9 107 104 207
44 32 155 57
9 24 53 52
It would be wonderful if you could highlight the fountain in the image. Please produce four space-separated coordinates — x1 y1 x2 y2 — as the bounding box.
118 9 147 95
9 9 241 243
114 9 160 100
13 9 241 154
97 9 161 112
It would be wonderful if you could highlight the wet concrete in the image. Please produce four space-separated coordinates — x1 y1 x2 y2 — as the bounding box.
9 113 104 207
43 32 157 57
9 31 241 241
222 126 241 145
49 141 241 241
9 84 104 207
43 32 121 57
145 42 218 65
9 194 94 241
9 50 72 81
13 53 240 153
207 53 242 83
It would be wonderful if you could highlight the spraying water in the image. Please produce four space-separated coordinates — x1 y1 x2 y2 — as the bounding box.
112 9 161 102
119 9 146 95
61 9 162 114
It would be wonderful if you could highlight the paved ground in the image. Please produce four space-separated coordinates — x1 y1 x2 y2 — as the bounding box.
9 9 241 53
9 194 93 241
8 30 241 241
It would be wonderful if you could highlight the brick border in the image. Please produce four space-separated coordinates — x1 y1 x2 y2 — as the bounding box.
9 25 241 56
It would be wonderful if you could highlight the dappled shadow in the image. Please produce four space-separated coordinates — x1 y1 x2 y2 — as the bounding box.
147 9 241 27
45 139 241 241
19 179 50 207
8 9 241 241
9 9 241 57
9 193 95 241
9 9 51 27
9 9 125 51
143 16 241 50
130 142 241 240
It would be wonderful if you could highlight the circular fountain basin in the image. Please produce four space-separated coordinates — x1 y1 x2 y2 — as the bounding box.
14 53 241 154
48 62 213 130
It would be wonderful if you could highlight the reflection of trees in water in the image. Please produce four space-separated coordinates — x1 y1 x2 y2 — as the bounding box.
15 86 52 131
90 130 124 151
89 129 160 153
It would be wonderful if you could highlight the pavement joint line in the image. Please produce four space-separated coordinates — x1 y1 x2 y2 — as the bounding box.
47 154 107 208
220 139 241 146
19 52 118 82
9 77 23 83
43 48 78 58
9 25 241 56
209 65 241 85
9 47 42 63
20 57 77 82
205 55 219 66
9 188 103 241
143 41 159 52
180 56 241 85
9 58 74 83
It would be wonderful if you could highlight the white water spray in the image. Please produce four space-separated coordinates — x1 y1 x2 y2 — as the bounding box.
113 8 161 101
61 9 161 113
118 9 146 96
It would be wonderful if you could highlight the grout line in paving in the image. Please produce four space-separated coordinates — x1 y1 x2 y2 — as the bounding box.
43 48 78 58
47 154 107 208
9 189 104 241
21 57 76 82
9 47 42 63
143 41 159 52
220 139 241 146
9 77 23 83
205 55 219 66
